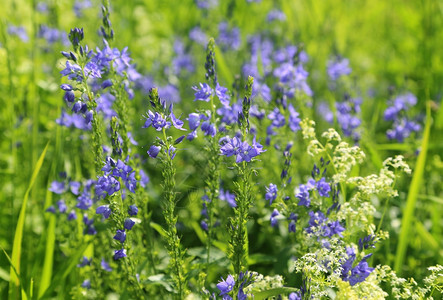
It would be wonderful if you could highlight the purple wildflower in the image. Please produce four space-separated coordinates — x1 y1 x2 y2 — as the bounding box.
193 83 213 102
265 183 278 205
114 248 127 260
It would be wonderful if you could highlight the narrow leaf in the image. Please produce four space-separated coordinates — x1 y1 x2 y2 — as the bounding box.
394 102 432 273
9 142 49 298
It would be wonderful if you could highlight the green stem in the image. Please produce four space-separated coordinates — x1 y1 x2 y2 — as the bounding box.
161 130 185 299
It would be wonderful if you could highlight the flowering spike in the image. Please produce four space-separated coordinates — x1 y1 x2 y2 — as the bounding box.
205 37 217 86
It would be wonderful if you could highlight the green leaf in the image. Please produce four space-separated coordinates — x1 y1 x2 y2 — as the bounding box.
38 214 56 298
143 274 175 292
0 267 10 282
9 142 49 299
414 220 439 251
214 45 233 87
247 253 277 265
417 194 443 205
394 102 432 274
150 222 168 238
1 247 30 299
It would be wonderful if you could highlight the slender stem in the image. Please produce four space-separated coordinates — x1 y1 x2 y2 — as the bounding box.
161 129 185 298
205 94 221 273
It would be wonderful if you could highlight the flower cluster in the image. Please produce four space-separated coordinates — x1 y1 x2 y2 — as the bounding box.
384 92 421 142
186 112 216 140
217 22 241 51
266 104 301 145
340 247 374 286
305 210 345 239
97 156 137 197
296 177 332 207
219 135 265 163
327 57 352 81
216 272 254 300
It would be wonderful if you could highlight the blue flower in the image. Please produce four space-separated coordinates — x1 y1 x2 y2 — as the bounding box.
128 205 138 216
288 104 301 132
124 218 135 230
322 220 345 237
96 205 112 219
267 9 286 22
201 121 216 137
220 136 241 157
147 145 161 158
305 211 327 234
77 256 92 268
49 181 66 194
216 275 235 297
289 221 296 233
387 118 420 142
358 235 376 251
60 61 83 82
193 83 213 102
217 22 241 51
296 184 311 207
76 191 93 210
101 258 112 272
201 220 208 231
143 111 169 131
265 183 278 205
69 181 81 195
219 188 237 208
124 172 137 193
114 248 127 260
95 176 120 197
189 26 207 45
101 79 113 89
316 178 331 197
113 230 126 243
267 107 285 128
83 214 96 235
139 170 150 188
56 200 67 213
168 146 177 160
81 279 91 289
341 247 374 286
327 57 352 81
270 209 279 227
46 206 56 213
187 113 201 131
67 210 77 221
170 110 186 131
215 83 231 107
289 292 302 300
7 25 29 42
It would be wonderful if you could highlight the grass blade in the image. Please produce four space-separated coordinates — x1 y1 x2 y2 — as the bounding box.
1 247 29 299
394 102 432 274
9 142 49 298
39 242 91 298
38 215 56 298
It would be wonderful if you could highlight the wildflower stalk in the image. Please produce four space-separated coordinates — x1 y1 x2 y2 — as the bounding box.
101 0 130 158
113 81 130 157
229 76 254 295
204 38 221 275
161 129 186 299
146 88 187 298
84 74 104 175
